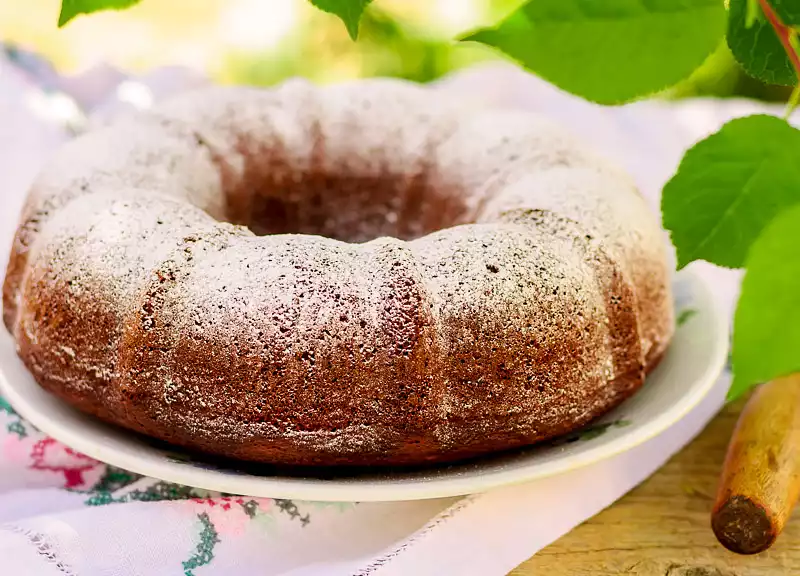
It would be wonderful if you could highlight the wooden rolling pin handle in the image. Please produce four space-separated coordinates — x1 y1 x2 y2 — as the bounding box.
712 374 800 554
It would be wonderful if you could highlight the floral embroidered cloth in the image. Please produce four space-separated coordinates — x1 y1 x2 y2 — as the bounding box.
0 50 749 575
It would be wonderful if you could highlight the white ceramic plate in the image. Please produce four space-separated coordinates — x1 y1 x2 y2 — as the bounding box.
0 266 728 502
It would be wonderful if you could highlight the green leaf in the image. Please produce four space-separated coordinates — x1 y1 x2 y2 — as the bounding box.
58 0 141 27
730 203 800 400
727 0 800 86
661 114 800 269
460 0 727 104
310 0 372 40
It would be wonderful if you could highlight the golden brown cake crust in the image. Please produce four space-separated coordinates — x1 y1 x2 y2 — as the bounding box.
2 79 674 466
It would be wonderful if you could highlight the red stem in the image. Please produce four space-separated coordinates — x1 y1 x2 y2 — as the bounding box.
758 0 800 78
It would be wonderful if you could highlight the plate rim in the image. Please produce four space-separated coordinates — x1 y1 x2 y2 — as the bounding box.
0 265 729 502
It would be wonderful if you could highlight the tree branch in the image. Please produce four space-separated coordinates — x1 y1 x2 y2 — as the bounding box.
758 0 800 116
758 0 800 78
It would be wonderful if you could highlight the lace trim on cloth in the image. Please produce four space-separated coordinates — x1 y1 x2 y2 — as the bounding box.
353 495 478 576
2 523 78 576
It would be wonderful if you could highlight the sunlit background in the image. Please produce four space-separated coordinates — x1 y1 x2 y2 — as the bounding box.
0 0 512 83
0 0 792 100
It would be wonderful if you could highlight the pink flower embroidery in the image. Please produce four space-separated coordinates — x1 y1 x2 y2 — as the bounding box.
29 438 99 488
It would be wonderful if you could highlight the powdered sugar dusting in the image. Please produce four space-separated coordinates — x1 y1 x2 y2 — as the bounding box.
478 165 674 361
3 78 672 466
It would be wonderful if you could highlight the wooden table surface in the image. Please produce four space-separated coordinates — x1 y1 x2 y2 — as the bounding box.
512 399 800 575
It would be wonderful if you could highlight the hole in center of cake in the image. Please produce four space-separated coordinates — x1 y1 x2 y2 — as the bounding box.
229 173 471 243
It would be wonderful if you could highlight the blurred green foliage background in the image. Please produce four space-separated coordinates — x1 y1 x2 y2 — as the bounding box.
0 0 790 102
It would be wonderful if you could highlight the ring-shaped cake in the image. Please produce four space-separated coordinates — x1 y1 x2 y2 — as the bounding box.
2 79 673 466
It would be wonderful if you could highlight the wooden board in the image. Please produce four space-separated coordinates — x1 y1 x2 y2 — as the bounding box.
512 400 800 575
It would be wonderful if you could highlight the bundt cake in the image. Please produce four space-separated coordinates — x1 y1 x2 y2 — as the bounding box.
2 78 674 467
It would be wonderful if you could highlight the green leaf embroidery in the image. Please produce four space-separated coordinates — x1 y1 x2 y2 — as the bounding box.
0 396 17 416
7 421 27 439
310 0 372 40
0 397 29 437
728 0 800 86
460 0 727 105
662 114 800 269
84 480 198 506
730 203 800 399
183 513 220 576
241 499 261 518
274 499 311 526
83 466 141 494
58 0 141 27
